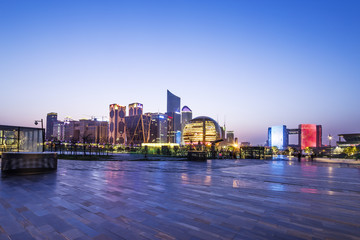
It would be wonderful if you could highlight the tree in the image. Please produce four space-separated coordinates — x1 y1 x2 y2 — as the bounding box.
287 147 294 156
81 131 92 156
304 147 312 155
343 146 358 157
271 146 279 155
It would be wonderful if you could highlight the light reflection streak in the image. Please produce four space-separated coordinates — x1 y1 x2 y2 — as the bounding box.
301 165 318 177
270 161 284 175
328 167 333 178
181 173 212 186
233 179 240 188
206 160 212 174
300 188 318 194
232 179 250 188
204 176 211 186
268 183 285 192
181 173 189 184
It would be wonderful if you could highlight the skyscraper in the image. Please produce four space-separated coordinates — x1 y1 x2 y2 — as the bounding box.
166 90 181 143
128 103 143 116
125 114 151 146
181 106 192 130
46 112 57 140
226 131 235 144
316 125 322 148
149 113 168 143
52 121 65 141
108 104 126 145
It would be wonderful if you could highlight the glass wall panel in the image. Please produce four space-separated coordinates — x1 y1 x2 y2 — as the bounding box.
0 126 43 153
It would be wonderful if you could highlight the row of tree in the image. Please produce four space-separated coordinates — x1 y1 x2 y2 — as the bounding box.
271 146 360 158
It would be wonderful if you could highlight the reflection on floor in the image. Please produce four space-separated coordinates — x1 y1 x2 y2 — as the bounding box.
0 159 359 239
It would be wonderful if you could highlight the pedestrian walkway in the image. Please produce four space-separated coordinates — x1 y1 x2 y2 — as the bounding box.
314 157 360 164
0 159 359 239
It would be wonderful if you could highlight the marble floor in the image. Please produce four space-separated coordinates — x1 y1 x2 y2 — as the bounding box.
0 158 359 240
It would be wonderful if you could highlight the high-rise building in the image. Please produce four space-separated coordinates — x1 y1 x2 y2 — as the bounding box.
149 113 168 143
220 126 225 141
52 121 65 141
299 124 322 149
167 116 173 143
268 125 288 150
95 121 109 144
129 103 143 116
125 114 151 146
181 106 192 130
64 120 80 142
109 104 126 145
317 125 322 148
166 90 181 143
63 118 108 144
226 131 235 144
46 112 58 140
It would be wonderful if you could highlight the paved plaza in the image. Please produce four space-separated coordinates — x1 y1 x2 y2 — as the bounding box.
0 158 360 240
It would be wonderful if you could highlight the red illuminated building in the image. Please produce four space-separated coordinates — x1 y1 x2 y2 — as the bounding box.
299 124 322 150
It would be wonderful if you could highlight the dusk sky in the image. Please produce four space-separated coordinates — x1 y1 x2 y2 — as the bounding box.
1 0 359 145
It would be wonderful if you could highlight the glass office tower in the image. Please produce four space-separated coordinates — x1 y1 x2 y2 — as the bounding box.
166 90 181 143
46 112 57 140
181 106 192 129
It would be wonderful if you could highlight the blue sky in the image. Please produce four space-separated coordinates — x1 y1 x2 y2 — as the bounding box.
0 0 359 145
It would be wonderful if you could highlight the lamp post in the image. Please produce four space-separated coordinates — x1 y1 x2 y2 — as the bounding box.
35 119 45 152
328 134 332 158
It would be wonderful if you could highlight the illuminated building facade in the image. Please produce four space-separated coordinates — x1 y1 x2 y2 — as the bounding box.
62 119 109 144
181 106 192 130
268 125 288 150
182 116 222 145
109 104 126 145
125 114 151 146
220 126 225 142
226 131 235 144
46 112 57 140
64 120 79 142
337 133 360 147
78 119 95 143
149 113 168 143
166 90 181 143
317 125 322 148
299 124 322 150
52 121 65 141
129 103 143 116
167 116 173 143
0 125 44 153
95 121 109 144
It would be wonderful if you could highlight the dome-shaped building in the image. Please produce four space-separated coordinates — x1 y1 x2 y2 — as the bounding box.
182 116 222 145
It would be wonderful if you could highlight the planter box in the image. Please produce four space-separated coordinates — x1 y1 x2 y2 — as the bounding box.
1 152 57 174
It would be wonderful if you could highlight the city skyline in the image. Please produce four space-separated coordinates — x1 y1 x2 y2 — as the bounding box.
1 0 359 145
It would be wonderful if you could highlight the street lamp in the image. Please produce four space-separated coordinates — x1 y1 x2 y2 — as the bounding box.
34 119 43 128
35 119 45 152
328 134 332 158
